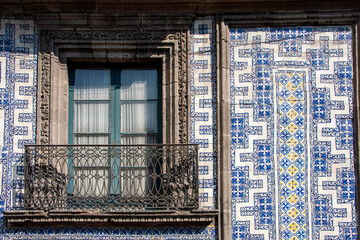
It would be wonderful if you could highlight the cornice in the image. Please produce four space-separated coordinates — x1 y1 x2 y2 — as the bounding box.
1 0 360 16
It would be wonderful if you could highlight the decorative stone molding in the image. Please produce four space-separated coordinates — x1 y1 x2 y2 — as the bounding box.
167 31 188 144
36 15 192 144
37 52 51 145
3 209 218 228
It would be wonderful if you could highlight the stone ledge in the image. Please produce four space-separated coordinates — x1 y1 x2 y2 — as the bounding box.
3 209 218 228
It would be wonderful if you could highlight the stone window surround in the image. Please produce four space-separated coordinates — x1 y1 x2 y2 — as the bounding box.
215 12 360 240
36 15 192 146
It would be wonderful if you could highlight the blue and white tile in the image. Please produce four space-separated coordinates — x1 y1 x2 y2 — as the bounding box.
230 26 357 240
190 17 217 210
0 19 37 210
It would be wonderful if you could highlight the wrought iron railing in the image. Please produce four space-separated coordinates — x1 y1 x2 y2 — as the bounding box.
24 144 198 210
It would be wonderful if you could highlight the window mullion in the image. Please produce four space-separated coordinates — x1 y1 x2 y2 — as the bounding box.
111 69 121 145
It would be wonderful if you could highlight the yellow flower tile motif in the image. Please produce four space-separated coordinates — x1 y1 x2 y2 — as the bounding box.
290 236 299 240
286 109 298 120
286 72 293 78
287 179 299 190
288 151 299 162
287 165 299 176
279 111 284 118
286 137 298 147
288 222 300 233
303 224 307 231
286 122 299 134
302 209 307 216
285 82 296 91
287 95 298 105
287 193 299 204
288 207 300 218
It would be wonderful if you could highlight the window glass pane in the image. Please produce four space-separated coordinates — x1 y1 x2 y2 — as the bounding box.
74 169 110 197
121 135 157 144
120 70 158 100
120 102 157 133
74 69 111 100
74 102 110 133
69 67 161 201
74 135 109 144
120 168 146 197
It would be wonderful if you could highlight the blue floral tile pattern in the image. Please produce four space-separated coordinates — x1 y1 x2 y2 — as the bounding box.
277 70 308 240
230 27 357 240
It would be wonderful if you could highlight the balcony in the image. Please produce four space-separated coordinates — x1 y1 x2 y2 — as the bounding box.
4 144 218 227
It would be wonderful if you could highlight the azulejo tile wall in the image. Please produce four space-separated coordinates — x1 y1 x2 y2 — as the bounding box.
190 17 217 210
0 18 217 240
230 27 357 239
0 19 38 211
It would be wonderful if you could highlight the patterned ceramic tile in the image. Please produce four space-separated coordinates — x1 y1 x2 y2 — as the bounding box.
0 19 38 211
190 17 217 210
3 226 217 239
230 27 357 240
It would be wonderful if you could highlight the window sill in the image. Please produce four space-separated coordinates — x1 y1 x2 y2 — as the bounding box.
3 209 218 228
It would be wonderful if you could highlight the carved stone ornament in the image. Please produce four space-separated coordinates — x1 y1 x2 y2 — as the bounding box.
38 28 189 144
38 52 51 145
166 31 188 144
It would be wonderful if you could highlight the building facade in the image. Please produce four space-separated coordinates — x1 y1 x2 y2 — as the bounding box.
0 1 360 239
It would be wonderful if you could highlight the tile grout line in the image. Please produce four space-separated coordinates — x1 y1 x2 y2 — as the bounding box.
273 69 280 240
306 69 313 240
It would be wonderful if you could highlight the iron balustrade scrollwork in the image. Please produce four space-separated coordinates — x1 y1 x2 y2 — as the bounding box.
24 144 199 210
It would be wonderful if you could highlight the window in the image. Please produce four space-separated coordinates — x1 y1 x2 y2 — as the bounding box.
68 66 161 145
68 65 161 198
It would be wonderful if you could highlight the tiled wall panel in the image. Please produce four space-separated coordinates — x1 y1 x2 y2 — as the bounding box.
230 27 357 240
190 17 217 210
0 19 38 211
